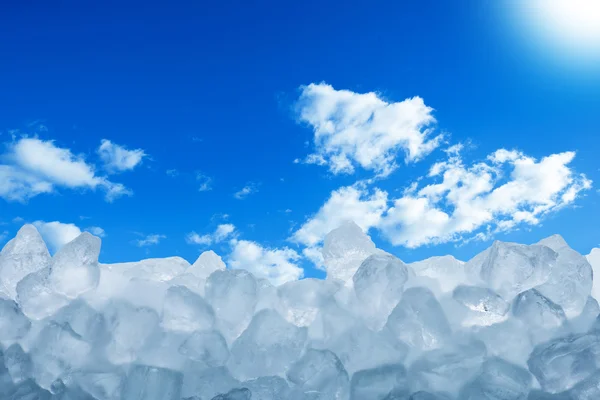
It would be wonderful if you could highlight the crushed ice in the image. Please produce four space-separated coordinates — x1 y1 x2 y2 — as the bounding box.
1 223 600 399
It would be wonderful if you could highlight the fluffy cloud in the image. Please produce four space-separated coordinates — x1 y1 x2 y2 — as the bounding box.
296 83 442 176
234 182 259 199
135 234 166 247
291 184 388 247
228 239 303 285
97 139 146 173
292 148 591 250
186 224 236 246
0 138 131 202
33 221 82 253
379 149 592 247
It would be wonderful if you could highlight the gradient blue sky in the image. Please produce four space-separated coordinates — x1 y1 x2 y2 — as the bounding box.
1 0 599 283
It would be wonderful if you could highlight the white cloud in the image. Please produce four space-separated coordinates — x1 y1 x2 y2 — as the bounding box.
291 184 388 247
234 182 259 199
296 83 442 176
135 234 166 247
228 239 303 285
33 221 83 253
97 139 146 173
166 169 179 177
0 137 132 202
292 148 591 252
186 224 236 246
0 230 8 244
196 172 213 192
86 226 106 237
379 149 592 247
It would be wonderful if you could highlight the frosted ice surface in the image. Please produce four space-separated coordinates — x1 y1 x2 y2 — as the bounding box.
287 348 349 399
2 379 52 399
408 338 487 396
479 241 557 300
68 369 124 400
4 344 32 384
104 257 190 282
48 232 101 299
536 235 593 318
452 285 509 327
161 285 215 333
353 254 410 330
103 300 160 365
409 255 466 294
321 221 379 283
16 268 69 320
570 296 600 333
241 376 290 400
0 298 31 340
474 318 533 366
528 332 600 393
120 365 182 400
211 388 252 400
205 269 258 343
178 330 230 367
459 357 532 400
276 278 341 327
385 287 452 351
228 309 307 380
0 224 50 300
350 363 407 400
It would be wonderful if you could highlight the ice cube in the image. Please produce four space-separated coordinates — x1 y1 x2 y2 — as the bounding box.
205 269 258 343
3 344 32 384
103 300 160 365
0 224 51 300
52 298 107 344
324 324 408 375
512 289 568 343
30 322 92 389
479 241 557 300
276 278 341 327
104 257 190 282
178 330 230 367
48 232 101 299
353 254 410 330
0 298 31 340
181 366 239 400
535 235 593 318
2 379 52 400
385 287 452 351
528 331 600 393
68 369 125 400
350 363 408 400
241 376 290 400
472 318 532 367
458 357 532 400
120 365 182 400
15 268 69 320
409 255 466 294
321 221 380 283
452 285 509 327
188 251 226 279
587 248 600 301
287 348 349 399
228 309 307 380
211 388 252 400
408 338 487 396
161 286 215 333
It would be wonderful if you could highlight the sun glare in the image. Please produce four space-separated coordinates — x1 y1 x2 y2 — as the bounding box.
518 0 600 61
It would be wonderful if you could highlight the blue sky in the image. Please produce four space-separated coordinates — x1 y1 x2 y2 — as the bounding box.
1 0 599 283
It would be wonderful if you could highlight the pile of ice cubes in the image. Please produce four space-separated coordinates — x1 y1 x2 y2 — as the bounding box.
1 222 600 400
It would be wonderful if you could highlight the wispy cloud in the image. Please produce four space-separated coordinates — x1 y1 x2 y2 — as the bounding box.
97 139 146 173
135 234 166 247
196 172 213 192
234 182 259 199
186 223 236 246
